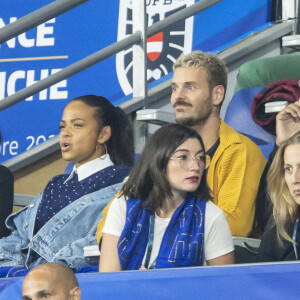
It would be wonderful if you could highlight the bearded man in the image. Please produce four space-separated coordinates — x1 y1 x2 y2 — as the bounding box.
171 51 266 237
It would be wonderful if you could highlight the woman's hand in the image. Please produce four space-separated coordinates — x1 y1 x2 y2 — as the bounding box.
276 99 300 146
139 264 149 270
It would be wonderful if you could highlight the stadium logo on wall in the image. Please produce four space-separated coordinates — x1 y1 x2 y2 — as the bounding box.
116 0 194 96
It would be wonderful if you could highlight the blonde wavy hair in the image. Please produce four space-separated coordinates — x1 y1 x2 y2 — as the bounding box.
267 131 300 246
173 51 227 99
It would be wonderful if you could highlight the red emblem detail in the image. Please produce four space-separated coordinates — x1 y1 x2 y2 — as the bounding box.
147 32 163 62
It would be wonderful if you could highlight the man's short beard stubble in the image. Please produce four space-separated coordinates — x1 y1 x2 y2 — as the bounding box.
176 116 203 127
175 95 217 128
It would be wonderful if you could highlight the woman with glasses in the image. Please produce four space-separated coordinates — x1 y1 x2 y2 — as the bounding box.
258 131 300 262
99 124 234 272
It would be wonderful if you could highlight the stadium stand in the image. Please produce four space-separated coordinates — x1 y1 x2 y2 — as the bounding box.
1 0 300 298
224 52 300 158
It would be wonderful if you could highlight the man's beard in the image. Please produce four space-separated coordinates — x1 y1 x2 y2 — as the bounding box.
176 116 203 127
175 103 213 128
173 94 214 128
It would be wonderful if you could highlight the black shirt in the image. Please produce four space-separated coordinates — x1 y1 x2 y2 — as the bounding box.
258 220 300 262
0 165 13 238
206 138 220 160
255 144 278 233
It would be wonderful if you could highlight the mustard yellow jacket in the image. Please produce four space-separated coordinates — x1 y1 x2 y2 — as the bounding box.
207 120 266 237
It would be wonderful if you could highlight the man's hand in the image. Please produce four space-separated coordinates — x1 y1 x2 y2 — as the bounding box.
276 99 300 146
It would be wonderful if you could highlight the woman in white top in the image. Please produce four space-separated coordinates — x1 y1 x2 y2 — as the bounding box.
100 124 234 272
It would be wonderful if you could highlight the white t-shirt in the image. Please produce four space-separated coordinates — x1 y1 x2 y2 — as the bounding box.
102 195 234 266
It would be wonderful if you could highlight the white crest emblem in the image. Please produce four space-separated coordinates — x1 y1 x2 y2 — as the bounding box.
116 0 195 95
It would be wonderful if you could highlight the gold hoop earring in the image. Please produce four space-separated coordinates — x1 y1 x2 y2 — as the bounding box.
100 143 108 160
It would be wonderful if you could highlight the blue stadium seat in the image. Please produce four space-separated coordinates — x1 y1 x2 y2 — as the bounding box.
224 87 275 159
225 52 300 159
224 87 276 145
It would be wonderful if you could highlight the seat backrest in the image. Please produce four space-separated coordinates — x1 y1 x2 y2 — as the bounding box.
232 236 261 264
224 87 276 145
13 194 35 206
13 194 35 213
225 52 300 158
234 52 300 94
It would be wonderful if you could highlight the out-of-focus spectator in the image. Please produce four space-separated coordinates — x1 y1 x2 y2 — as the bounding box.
22 263 81 300
258 131 300 262
0 130 13 238
255 100 300 233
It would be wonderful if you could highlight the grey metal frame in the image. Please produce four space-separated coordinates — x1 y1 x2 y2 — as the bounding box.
132 0 147 101
218 22 295 65
0 0 222 171
0 0 223 112
3 21 294 172
14 193 35 207
0 31 142 111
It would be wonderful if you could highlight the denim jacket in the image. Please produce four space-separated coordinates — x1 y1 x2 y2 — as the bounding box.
0 182 123 269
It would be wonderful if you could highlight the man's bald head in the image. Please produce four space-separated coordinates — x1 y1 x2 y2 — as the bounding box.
22 263 81 300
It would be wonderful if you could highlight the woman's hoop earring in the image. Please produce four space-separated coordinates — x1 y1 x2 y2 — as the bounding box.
100 143 108 160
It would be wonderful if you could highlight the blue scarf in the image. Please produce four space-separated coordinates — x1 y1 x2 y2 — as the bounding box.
118 197 206 270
